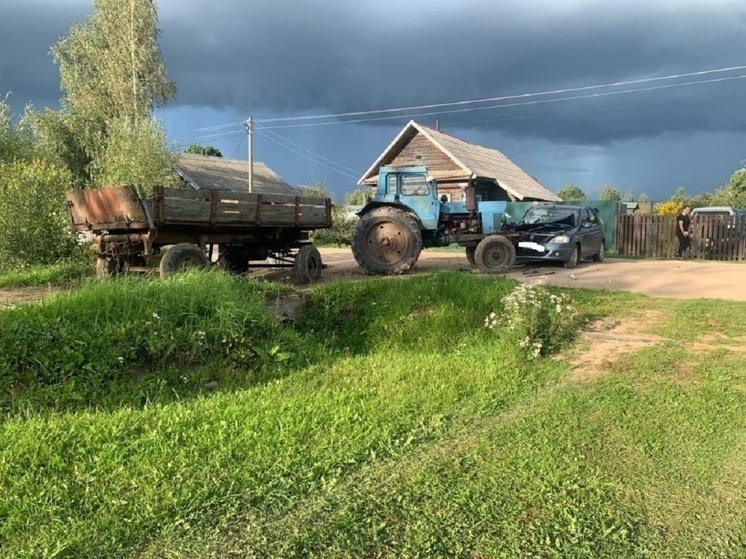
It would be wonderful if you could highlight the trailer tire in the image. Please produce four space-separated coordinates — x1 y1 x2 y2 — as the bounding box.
352 206 422 275
474 235 516 273
96 257 123 278
465 246 477 267
294 244 323 284
159 243 209 277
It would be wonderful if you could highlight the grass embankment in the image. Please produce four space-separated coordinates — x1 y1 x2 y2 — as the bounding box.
0 259 92 289
1 271 746 558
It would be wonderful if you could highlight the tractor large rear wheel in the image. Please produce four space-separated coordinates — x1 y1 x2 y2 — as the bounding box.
474 235 516 273
352 207 422 275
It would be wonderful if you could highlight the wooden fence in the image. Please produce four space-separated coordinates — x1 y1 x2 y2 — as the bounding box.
615 214 746 260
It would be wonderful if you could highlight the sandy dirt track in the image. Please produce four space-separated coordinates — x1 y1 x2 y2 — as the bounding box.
1 249 743 307
315 248 746 301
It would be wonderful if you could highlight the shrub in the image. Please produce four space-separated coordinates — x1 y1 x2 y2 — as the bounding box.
487 281 579 358
0 159 77 271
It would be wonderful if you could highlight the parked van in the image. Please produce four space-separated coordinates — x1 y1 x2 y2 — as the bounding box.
691 206 746 218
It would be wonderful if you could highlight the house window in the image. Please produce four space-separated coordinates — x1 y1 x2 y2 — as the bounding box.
401 174 429 195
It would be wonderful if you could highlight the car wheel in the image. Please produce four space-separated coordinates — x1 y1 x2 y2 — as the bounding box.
564 245 580 269
592 240 605 263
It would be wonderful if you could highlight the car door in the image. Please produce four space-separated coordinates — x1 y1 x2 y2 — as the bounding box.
578 207 602 257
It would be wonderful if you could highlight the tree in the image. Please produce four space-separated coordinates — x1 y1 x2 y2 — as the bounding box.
52 0 176 125
556 184 586 201
599 185 621 201
654 188 690 216
0 99 33 164
712 167 746 208
622 189 635 202
91 117 177 190
344 187 371 206
49 0 176 187
185 144 223 157
637 193 650 204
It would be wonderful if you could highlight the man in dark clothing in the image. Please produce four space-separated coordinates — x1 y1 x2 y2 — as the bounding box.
675 205 692 259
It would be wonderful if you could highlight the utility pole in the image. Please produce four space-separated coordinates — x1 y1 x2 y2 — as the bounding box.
247 117 254 193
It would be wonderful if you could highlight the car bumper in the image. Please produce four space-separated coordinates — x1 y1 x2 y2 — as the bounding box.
516 241 575 262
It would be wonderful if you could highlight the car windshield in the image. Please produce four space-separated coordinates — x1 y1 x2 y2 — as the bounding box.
521 207 578 226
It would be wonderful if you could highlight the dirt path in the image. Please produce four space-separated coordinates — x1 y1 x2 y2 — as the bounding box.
1 249 743 307
315 248 746 301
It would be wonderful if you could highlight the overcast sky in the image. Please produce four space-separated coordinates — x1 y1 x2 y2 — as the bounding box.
3 0 746 200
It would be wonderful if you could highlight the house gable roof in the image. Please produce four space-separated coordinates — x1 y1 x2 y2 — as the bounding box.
174 153 299 195
359 120 560 201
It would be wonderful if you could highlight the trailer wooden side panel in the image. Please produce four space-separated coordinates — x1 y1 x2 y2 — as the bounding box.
156 188 331 228
67 185 332 234
66 186 150 232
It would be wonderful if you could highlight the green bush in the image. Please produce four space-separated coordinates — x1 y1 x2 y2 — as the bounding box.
487 281 580 358
0 159 77 271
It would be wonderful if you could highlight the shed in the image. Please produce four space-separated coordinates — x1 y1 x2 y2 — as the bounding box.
359 120 560 203
174 153 300 196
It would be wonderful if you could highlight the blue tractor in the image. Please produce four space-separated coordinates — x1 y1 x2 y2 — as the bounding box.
352 166 516 275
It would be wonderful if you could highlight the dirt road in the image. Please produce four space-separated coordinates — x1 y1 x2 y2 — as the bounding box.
1 249 743 307
316 248 746 301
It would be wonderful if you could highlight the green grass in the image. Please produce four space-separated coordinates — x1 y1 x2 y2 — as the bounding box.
1 270 746 558
0 259 93 288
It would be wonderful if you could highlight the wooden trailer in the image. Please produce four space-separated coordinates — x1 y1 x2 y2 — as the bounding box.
66 185 333 283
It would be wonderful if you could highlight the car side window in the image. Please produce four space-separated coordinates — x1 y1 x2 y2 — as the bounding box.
581 208 590 223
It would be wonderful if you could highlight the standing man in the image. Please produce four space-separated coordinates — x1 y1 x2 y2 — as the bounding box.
675 205 692 259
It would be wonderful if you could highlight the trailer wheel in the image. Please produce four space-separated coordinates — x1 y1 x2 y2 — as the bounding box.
465 246 476 267
352 206 422 275
159 243 209 277
474 235 516 273
96 257 123 278
294 244 322 284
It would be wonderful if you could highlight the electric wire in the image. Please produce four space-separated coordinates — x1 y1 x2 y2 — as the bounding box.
190 64 746 133
255 124 362 175
258 74 746 130
254 128 360 180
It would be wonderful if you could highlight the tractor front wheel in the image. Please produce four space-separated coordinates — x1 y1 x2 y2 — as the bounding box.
474 235 516 273
352 207 423 275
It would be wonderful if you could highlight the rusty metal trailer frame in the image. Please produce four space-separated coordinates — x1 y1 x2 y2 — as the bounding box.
66 185 333 282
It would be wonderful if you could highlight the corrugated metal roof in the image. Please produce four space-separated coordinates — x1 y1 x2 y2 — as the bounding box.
174 153 300 195
359 121 560 201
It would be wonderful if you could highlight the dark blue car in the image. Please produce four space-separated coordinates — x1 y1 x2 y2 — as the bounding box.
511 205 605 269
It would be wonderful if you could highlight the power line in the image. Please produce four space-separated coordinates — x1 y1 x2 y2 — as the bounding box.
256 124 363 175
452 88 746 127
254 128 360 180
259 74 746 130
258 64 746 123
190 64 746 133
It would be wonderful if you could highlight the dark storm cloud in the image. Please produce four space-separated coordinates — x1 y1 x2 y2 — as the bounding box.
0 1 90 111
158 0 746 145
3 0 746 147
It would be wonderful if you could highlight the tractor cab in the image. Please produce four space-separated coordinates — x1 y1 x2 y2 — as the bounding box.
373 166 441 230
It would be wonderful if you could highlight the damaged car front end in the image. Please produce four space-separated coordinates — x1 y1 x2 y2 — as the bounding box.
507 205 605 269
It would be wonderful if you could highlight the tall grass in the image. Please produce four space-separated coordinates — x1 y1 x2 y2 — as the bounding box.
2 270 746 558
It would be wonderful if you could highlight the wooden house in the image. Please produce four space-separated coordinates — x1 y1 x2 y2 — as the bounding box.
174 153 300 195
359 120 560 204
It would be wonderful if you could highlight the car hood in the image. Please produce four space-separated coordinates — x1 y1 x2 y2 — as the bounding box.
512 215 576 234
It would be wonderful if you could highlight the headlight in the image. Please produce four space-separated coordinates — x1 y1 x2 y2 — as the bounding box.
549 235 570 243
